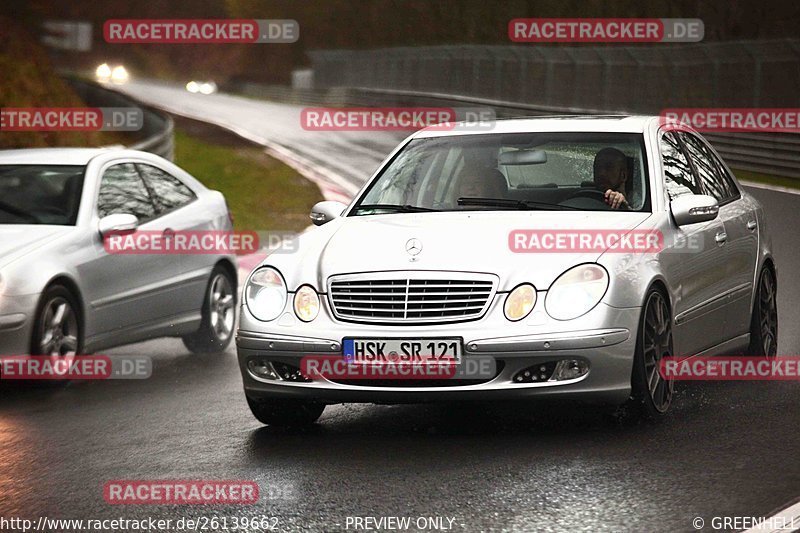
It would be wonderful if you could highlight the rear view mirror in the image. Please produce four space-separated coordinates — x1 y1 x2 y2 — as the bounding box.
670 194 719 226
98 213 139 236
498 149 547 165
310 201 347 226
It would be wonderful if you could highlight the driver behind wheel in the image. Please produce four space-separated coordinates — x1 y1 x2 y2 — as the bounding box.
593 147 631 209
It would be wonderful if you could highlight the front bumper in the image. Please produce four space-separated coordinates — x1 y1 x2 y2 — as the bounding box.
0 293 38 355
237 295 641 406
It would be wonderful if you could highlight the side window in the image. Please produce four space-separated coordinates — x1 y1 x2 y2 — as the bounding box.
680 133 738 203
136 164 197 213
97 163 157 220
660 132 700 200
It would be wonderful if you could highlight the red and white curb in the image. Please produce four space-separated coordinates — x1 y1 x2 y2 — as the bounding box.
233 144 356 283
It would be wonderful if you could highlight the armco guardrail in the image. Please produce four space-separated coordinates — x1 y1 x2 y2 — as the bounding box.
64 77 175 161
309 40 800 179
127 112 174 160
310 40 800 112
284 84 799 180
702 132 800 179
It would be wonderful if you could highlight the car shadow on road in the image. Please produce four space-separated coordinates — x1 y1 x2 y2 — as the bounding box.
240 379 763 464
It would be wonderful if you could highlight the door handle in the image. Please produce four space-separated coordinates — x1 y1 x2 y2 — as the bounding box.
747 220 757 231
715 231 727 244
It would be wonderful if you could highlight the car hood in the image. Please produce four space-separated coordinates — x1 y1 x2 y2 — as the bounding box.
0 225 74 269
275 211 652 292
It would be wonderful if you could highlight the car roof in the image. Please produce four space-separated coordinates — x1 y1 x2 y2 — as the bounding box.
0 147 116 165
413 114 659 138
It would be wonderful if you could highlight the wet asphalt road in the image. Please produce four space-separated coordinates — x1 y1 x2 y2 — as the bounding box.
2 82 800 532
1 187 798 533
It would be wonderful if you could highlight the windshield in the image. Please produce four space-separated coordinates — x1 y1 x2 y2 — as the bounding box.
352 132 649 214
0 165 85 225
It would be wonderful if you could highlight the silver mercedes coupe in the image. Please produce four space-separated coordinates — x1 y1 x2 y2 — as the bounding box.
0 148 238 358
237 116 776 426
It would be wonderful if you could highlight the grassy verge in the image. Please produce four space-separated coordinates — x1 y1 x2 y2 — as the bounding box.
173 126 323 233
732 168 800 191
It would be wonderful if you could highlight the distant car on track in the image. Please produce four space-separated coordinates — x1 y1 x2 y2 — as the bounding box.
237 116 776 426
0 148 238 358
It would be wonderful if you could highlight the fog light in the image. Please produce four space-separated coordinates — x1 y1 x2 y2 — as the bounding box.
512 361 557 383
272 362 312 382
248 359 279 379
552 359 590 381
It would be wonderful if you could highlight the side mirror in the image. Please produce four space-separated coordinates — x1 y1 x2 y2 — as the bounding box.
670 194 719 226
98 213 139 236
310 201 346 226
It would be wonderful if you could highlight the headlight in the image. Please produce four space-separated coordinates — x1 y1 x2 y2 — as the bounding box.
293 285 320 322
245 267 287 321
110 65 129 84
504 283 536 321
545 264 609 321
95 63 111 82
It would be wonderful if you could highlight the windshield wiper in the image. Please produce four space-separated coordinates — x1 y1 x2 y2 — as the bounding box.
457 197 581 211
0 200 39 222
352 203 440 213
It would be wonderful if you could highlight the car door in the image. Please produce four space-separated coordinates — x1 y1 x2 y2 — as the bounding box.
135 163 209 319
80 162 173 338
680 132 759 339
658 131 729 356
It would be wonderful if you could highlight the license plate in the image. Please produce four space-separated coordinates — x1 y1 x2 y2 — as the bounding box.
343 338 462 364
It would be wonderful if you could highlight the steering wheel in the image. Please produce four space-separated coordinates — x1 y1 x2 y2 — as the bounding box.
567 188 608 202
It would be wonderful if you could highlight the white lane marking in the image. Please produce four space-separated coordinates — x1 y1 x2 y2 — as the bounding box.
740 180 800 196
742 499 800 532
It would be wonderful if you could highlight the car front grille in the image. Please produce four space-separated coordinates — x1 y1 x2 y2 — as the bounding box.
327 272 498 324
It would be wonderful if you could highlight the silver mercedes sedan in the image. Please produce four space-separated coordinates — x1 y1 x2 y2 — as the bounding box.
0 148 238 358
237 116 777 426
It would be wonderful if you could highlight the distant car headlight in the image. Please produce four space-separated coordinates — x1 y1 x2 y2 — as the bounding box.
186 81 200 93
110 65 129 84
95 63 112 82
245 267 287 321
504 283 536 321
199 82 217 95
293 285 320 322
545 264 609 321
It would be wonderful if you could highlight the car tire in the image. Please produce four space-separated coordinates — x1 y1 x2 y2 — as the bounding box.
626 289 674 419
746 266 778 357
30 284 82 356
182 266 237 354
246 397 325 427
